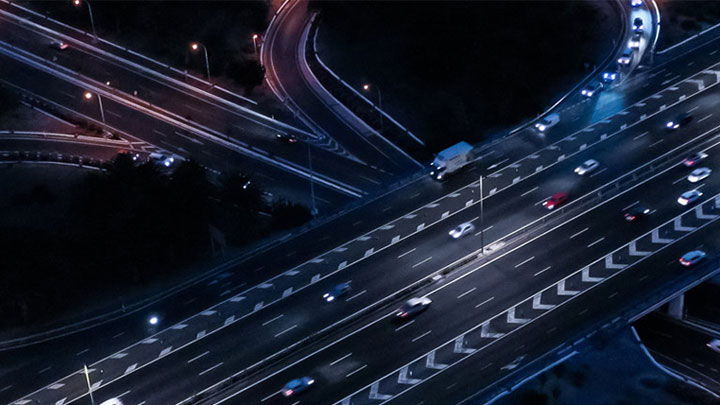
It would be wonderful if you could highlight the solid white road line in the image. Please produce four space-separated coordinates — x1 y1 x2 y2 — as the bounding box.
330 353 353 366
570 227 589 239
457 287 477 299
398 248 416 258
514 256 535 268
274 325 297 338
475 296 494 308
412 330 432 343
187 351 210 364
346 290 366 302
199 362 224 376
395 320 415 332
534 266 552 277
346 364 367 378
412 257 433 268
587 237 605 248
262 314 284 326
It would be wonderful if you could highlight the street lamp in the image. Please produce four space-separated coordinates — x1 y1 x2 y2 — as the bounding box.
252 34 259 59
72 0 97 42
190 42 211 80
362 83 384 134
83 364 96 405
83 91 105 123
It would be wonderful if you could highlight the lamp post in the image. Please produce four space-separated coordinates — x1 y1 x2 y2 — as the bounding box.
190 42 211 80
252 34 259 59
84 91 105 124
83 364 96 405
362 83 384 134
72 0 97 42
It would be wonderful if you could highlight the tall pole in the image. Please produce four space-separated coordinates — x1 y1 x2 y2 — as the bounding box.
202 46 210 80
85 0 97 42
308 144 317 216
376 86 384 134
252 34 259 59
97 93 106 124
83 365 96 405
480 175 485 254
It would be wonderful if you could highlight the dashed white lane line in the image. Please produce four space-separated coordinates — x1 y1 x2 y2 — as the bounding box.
398 248 416 258
75 348 89 356
587 237 605 248
262 314 284 326
187 351 210 363
346 290 366 302
475 296 494 308
514 256 535 268
137 401 146 405
521 186 539 197
198 362 224 376
59 90 77 99
274 325 297 338
673 175 688 185
345 364 368 378
352 220 362 226
570 227 589 239
153 129 168 137
37 366 51 374
699 113 713 123
0 385 12 393
412 330 432 343
608 291 619 299
330 353 353 366
475 225 493 236
261 391 279 402
590 167 607 178
661 75 681 85
412 257 433 268
649 139 664 148
410 192 421 199
457 287 477 299
534 266 552 277
105 109 122 118
117 390 131 398
688 105 700 113
622 201 639 211
183 298 196 305
633 131 648 140
395 320 415 332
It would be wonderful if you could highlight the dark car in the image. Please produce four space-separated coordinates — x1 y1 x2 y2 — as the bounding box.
682 152 708 167
624 205 652 221
666 113 693 130
323 282 351 302
50 40 69 51
276 133 298 143
633 17 644 33
282 377 314 397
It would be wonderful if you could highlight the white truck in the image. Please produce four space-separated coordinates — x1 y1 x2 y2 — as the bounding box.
429 141 473 181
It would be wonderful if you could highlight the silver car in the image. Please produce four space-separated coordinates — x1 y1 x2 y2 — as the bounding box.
574 159 600 175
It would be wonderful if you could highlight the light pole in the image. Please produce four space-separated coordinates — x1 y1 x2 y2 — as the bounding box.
252 34 259 59
83 364 96 405
307 144 317 216
84 91 105 124
362 83 384 134
72 0 97 42
190 42 211 80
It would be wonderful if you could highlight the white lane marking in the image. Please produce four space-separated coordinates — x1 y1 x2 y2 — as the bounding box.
475 296 494 308
112 332 125 339
173 130 205 145
274 325 297 338
153 129 168 137
649 139 664 148
590 167 607 178
398 248 416 258
75 349 89 356
673 176 687 185
412 330 432 343
633 132 648 140
0 385 12 393
622 201 639 211
661 75 681 85
105 109 122 118
187 351 210 363
262 314 284 326
59 90 77 99
688 105 700 113
395 320 415 332
412 257 433 268
474 225 494 236
260 391 279 402
37 366 51 374
346 290 367 302
699 114 713 123
330 353 353 366
570 227 589 239
520 186 538 197
587 237 605 248
514 256 535 268
346 364 368 378
457 287 477 299
608 291 619 299
534 266 552 277
117 390 131 398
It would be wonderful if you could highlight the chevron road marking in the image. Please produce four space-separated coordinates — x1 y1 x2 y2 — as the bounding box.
695 204 719 220
368 382 392 400
704 70 720 80
686 79 705 90
674 217 696 232
425 351 448 370
604 255 627 270
532 293 555 310
453 336 477 353
651 228 674 244
480 323 504 339
581 267 604 282
506 307 530 324
557 279 579 296
397 366 421 385
628 241 651 257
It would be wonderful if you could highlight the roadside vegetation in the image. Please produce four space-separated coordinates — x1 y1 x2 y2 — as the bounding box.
0 155 310 328
311 1 616 152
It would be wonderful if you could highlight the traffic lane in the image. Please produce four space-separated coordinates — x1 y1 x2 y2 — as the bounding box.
393 222 720 405
635 314 720 387
0 16 395 191
207 149 720 404
0 53 353 209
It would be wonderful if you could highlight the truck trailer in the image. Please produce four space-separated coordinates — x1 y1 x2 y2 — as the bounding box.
429 141 473 181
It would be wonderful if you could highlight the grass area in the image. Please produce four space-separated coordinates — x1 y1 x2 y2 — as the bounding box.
656 0 720 51
313 1 617 152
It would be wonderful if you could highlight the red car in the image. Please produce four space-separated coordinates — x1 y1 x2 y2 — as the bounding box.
543 192 568 210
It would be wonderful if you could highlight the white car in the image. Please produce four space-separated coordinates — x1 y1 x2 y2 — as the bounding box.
574 159 600 175
688 167 711 183
149 153 175 167
630 0 643 7
534 113 560 132
618 48 634 65
677 190 703 206
396 297 432 318
628 33 642 49
707 339 720 353
449 222 475 239
581 82 603 98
